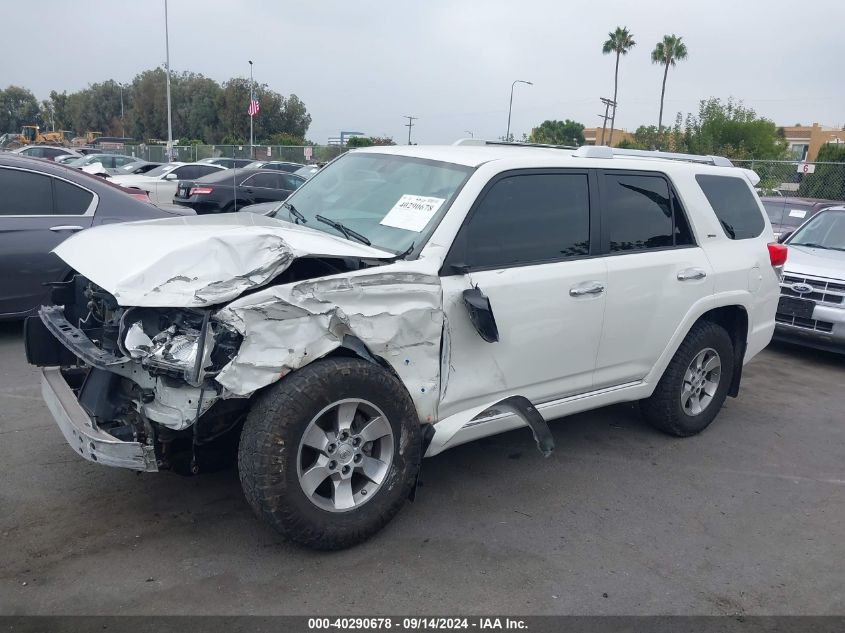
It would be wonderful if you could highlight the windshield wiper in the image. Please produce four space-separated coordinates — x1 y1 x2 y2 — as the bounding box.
283 201 306 224
315 214 371 246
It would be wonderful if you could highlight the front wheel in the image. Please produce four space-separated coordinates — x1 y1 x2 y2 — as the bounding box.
238 357 421 550
640 320 735 437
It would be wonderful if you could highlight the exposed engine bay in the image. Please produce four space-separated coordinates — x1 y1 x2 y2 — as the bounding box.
26 255 371 474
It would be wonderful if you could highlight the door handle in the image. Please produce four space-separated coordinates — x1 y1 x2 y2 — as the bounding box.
569 281 605 297
677 268 707 281
49 225 84 232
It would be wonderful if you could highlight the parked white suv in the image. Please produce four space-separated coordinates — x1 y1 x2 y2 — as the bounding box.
26 142 783 549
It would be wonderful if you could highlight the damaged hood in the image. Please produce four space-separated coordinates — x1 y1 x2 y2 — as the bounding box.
53 213 395 307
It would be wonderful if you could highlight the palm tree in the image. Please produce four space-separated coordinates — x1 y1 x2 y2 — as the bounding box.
651 34 688 135
601 26 636 145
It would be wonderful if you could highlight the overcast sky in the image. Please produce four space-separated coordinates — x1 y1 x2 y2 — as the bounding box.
3 0 843 144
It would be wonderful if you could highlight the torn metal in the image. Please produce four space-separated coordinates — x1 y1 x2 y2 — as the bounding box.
215 266 444 422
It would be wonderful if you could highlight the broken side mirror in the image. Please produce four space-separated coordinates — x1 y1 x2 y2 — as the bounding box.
462 286 499 343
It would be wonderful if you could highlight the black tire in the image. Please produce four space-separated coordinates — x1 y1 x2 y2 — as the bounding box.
640 320 735 437
238 357 421 550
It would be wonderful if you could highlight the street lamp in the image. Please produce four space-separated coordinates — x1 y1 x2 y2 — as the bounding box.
506 79 533 142
163 0 173 160
464 130 474 138
119 83 125 138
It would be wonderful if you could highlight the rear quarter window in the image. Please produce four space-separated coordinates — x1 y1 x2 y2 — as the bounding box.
696 174 765 240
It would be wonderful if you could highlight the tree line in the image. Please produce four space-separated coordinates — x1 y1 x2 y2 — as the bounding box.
0 67 312 145
527 98 791 160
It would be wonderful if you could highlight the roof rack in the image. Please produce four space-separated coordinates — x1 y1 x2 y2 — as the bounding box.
572 145 733 166
453 138 578 150
452 138 733 167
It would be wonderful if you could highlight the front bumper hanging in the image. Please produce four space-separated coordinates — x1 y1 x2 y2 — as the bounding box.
40 367 158 472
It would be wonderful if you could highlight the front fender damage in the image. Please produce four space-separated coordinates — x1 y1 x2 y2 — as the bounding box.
214 269 444 423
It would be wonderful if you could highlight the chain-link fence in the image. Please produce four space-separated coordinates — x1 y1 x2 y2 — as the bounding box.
734 160 845 203
119 144 349 165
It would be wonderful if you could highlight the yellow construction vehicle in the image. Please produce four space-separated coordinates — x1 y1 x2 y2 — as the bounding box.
2 125 68 148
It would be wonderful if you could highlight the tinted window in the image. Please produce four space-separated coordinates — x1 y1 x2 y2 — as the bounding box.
460 173 590 269
243 173 279 188
173 165 212 180
605 174 673 252
0 168 53 215
54 179 94 215
282 175 305 190
696 174 765 239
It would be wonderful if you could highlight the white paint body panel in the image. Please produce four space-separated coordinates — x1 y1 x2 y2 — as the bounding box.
439 258 608 418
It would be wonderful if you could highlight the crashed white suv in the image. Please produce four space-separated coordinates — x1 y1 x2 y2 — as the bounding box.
26 142 783 549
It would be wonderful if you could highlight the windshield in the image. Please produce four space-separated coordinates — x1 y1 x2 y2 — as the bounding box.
270 152 471 253
115 161 143 173
789 209 845 250
764 202 817 228
144 164 178 178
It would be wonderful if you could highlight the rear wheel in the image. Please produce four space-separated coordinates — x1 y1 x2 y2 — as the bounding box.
640 320 735 437
238 357 421 549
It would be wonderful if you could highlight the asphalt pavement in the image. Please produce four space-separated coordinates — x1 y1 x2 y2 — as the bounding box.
1 320 843 615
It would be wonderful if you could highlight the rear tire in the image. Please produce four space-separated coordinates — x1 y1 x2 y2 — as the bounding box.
640 320 735 437
238 357 421 550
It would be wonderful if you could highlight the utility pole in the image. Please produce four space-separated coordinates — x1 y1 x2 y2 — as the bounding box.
164 0 173 160
599 97 616 145
403 115 418 145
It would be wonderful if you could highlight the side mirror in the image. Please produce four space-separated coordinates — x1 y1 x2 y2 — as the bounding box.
462 286 499 343
778 230 793 244
164 172 178 180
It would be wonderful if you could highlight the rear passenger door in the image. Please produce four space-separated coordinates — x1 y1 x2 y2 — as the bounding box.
439 169 607 417
0 167 95 316
592 171 714 389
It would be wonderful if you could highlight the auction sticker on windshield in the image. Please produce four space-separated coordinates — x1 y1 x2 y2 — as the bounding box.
380 194 445 232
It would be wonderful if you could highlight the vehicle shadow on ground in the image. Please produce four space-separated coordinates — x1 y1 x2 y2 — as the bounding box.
766 339 844 369
0 319 23 341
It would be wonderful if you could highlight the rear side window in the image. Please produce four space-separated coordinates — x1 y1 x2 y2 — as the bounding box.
604 174 676 252
459 172 590 269
696 174 764 239
243 173 279 188
54 179 94 215
0 168 53 215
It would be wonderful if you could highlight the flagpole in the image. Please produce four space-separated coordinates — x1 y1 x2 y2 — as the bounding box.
248 60 254 158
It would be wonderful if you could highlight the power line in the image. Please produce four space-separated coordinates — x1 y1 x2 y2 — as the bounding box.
403 115 418 145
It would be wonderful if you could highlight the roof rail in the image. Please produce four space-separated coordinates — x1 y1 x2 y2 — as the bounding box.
572 145 733 167
453 138 578 150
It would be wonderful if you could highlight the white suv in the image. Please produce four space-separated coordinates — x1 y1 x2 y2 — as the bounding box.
26 142 783 549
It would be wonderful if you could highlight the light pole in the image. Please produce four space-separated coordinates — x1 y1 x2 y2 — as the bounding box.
119 83 125 138
464 130 474 138
248 60 254 156
164 0 173 160
506 79 532 142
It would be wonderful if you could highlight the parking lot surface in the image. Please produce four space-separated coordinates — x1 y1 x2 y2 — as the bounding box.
0 320 843 615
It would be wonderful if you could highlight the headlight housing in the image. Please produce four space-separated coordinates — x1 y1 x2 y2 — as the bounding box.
120 308 238 386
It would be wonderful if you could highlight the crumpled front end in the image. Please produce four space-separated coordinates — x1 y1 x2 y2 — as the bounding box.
27 217 446 472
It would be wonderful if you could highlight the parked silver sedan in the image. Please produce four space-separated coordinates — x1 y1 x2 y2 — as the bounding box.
774 206 845 353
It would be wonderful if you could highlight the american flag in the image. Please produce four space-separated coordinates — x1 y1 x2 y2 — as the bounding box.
248 91 260 117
